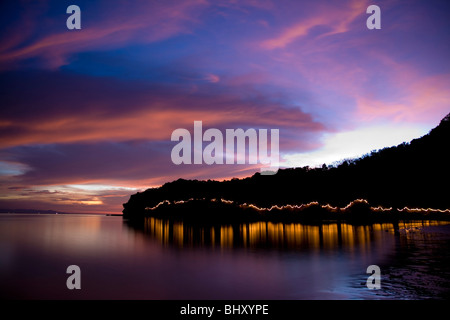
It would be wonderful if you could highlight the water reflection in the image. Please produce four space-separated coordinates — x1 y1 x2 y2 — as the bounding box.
130 217 447 251
1 214 449 299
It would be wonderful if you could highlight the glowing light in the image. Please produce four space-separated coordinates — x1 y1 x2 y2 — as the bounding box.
78 200 103 205
283 125 428 168
397 207 450 213
67 184 138 192
143 198 450 214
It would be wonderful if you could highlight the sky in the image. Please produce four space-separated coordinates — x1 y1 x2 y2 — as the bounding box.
0 0 449 214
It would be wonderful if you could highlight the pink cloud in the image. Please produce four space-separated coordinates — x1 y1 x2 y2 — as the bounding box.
355 74 450 124
204 73 220 83
0 71 325 149
0 99 322 149
260 0 368 50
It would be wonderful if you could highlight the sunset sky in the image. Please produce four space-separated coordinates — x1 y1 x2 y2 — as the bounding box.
1 0 449 214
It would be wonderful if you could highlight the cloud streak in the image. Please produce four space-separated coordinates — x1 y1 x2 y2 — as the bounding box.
0 0 208 69
260 0 368 49
0 70 325 149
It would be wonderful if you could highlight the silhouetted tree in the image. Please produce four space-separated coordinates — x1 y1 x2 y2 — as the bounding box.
123 113 450 220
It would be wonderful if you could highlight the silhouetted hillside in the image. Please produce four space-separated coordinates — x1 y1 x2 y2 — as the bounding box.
123 113 450 221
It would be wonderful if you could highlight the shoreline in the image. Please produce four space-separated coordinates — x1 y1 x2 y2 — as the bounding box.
123 198 450 225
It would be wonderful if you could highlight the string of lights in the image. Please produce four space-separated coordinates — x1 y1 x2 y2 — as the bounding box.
144 198 450 214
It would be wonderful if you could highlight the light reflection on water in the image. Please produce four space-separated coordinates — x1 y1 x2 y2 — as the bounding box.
0 214 449 299
135 218 450 300
140 217 443 251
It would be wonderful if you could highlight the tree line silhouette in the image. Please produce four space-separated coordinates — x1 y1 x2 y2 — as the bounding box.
123 113 450 222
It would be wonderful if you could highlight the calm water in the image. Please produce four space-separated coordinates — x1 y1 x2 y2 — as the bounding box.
0 214 449 299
